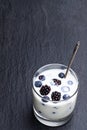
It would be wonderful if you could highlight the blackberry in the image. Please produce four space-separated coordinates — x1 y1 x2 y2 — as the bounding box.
58 73 65 78
40 85 51 95
51 91 61 101
53 79 61 85
39 75 45 81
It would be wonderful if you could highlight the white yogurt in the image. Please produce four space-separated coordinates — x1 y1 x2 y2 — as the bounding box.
32 64 79 126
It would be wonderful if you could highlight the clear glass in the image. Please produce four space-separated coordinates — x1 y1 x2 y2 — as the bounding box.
32 64 79 127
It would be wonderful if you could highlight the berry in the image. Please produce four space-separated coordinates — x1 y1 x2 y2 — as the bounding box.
42 103 45 106
53 79 61 85
51 91 61 101
42 96 50 102
67 80 73 85
52 112 56 114
53 107 58 109
39 75 45 81
35 81 42 87
59 73 65 78
63 94 70 100
40 85 51 95
38 110 42 113
50 81 55 86
61 86 70 92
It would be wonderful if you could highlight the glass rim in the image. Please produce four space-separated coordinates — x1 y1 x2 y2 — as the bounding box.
32 63 79 103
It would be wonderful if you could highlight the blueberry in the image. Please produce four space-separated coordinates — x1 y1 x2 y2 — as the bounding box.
39 75 45 81
52 112 56 114
35 81 42 87
53 107 58 109
38 110 42 113
50 81 55 86
42 96 50 102
61 86 70 92
42 103 45 106
58 73 65 78
69 106 71 110
67 80 73 85
63 94 70 100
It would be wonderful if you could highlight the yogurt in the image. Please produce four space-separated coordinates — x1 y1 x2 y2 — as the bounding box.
32 64 79 126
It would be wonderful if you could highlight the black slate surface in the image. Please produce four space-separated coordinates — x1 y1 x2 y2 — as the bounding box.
0 0 87 130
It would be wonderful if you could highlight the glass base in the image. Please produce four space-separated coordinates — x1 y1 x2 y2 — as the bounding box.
33 107 73 127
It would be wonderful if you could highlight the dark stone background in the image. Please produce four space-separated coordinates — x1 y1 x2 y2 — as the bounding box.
0 0 87 130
